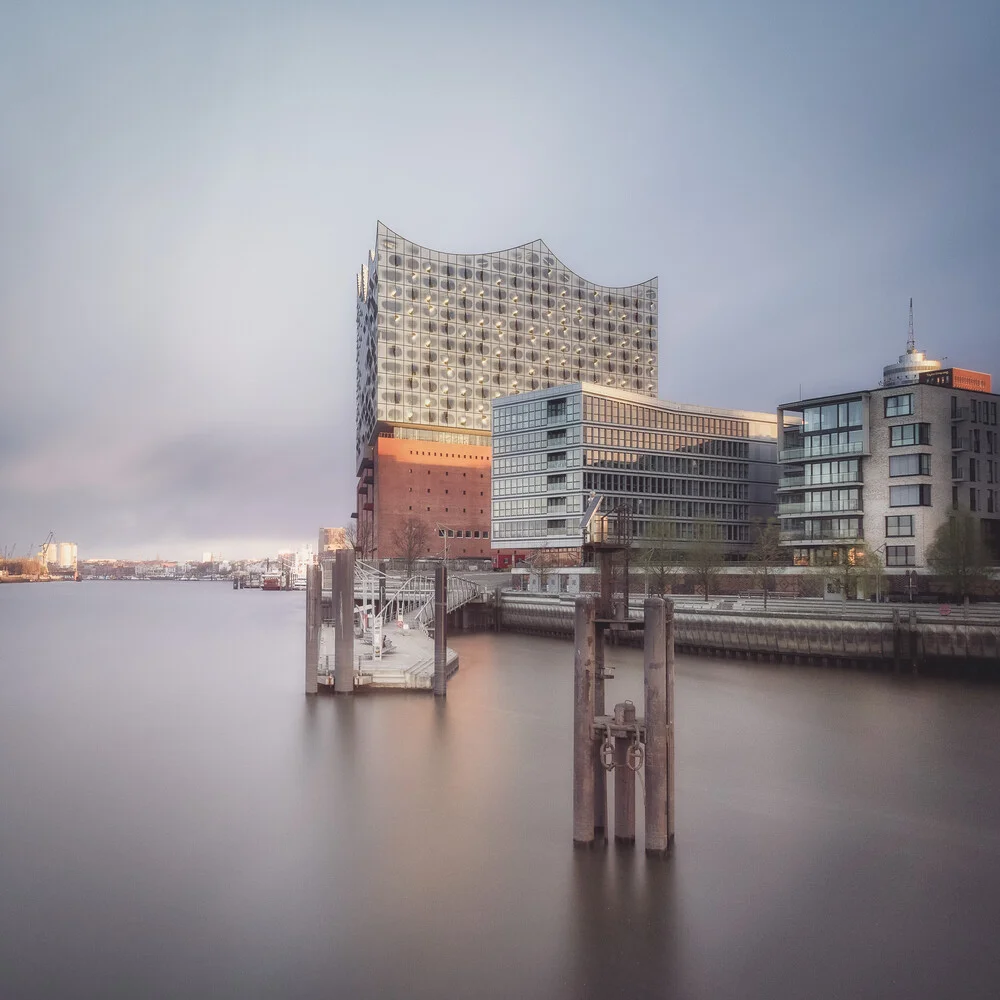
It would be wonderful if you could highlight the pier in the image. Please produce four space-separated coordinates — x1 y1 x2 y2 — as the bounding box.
305 554 477 693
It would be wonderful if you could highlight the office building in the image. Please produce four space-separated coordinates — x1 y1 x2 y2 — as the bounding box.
777 337 1000 571
491 383 778 555
355 222 658 560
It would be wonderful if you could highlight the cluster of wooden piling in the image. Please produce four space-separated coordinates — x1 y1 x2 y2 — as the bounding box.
305 553 451 696
573 595 675 856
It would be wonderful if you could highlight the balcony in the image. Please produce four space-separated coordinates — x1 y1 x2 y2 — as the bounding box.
777 471 862 491
951 407 968 422
780 529 863 544
951 469 967 482
778 501 862 516
951 436 969 452
779 440 863 462
777 475 805 490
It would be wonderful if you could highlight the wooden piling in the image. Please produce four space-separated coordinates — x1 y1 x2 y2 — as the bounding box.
593 628 607 840
573 596 597 847
644 597 670 855
335 549 355 693
613 701 636 845
665 597 676 848
433 563 448 697
305 564 320 694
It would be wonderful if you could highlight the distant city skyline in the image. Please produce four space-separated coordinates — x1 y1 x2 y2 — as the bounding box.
2 1 998 555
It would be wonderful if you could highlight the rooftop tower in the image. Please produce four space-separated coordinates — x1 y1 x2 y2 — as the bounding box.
882 298 942 387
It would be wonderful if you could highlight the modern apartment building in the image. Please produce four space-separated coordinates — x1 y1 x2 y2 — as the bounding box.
777 347 1000 572
491 383 778 556
354 222 658 560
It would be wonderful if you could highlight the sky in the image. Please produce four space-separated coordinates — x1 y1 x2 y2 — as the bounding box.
1 0 998 561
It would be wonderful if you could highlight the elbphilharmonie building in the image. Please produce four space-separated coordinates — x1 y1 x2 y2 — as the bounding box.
354 222 658 561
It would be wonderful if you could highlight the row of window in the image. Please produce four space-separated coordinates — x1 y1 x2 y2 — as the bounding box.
492 426 582 455
582 471 749 499
491 472 583 497
583 450 750 480
890 423 930 447
437 528 490 539
961 458 999 483
889 453 930 477
494 450 582 475
802 399 864 433
582 425 750 458
582 395 750 437
884 393 914 417
493 497 583 518
969 489 998 513
493 518 580 539
968 399 999 425
493 395 583 432
889 484 931 507
797 460 861 485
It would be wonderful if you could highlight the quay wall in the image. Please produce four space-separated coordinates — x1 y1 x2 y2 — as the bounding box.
496 594 1000 674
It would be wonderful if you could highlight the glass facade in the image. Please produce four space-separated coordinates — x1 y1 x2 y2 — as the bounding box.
492 384 777 551
356 222 658 465
777 394 868 558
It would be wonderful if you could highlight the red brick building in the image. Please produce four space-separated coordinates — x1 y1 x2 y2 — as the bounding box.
357 432 492 560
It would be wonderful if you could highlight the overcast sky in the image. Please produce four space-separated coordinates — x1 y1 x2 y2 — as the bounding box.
2 0 998 560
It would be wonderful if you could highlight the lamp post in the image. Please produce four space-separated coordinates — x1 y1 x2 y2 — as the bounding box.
436 523 453 566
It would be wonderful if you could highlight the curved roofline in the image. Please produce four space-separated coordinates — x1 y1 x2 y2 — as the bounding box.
376 221 657 291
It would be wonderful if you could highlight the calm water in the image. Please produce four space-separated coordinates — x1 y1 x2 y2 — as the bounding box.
3 583 1000 999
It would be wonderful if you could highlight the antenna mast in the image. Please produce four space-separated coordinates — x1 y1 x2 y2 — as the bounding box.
907 297 915 353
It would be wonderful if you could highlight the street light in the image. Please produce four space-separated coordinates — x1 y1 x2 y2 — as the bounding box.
436 523 454 566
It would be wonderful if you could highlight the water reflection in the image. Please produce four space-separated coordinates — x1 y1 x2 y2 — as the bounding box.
2 585 1000 998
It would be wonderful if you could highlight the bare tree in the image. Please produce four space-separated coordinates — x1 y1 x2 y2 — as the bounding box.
686 521 725 601
345 518 374 559
748 518 786 610
926 511 993 600
527 546 556 592
819 542 884 601
639 519 682 596
391 516 429 577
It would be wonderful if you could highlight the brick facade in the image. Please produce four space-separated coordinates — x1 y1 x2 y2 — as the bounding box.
373 435 493 560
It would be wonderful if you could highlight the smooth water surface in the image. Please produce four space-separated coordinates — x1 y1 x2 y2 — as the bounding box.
2 583 1000 998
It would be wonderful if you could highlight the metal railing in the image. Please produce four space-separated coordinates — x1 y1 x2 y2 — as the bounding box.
779 440 864 462
778 501 862 516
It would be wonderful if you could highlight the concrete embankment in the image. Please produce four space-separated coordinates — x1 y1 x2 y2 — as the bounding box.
495 593 1000 676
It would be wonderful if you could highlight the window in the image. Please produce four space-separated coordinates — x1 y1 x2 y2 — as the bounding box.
474 530 480 538
483 530 489 539
889 453 930 476
970 488 977 512
885 515 914 537
890 423 931 447
886 545 916 567
889 484 931 506
973 429 981 453
884 393 914 417
547 398 567 419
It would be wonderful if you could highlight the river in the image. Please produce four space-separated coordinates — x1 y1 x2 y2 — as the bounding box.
2 582 1000 999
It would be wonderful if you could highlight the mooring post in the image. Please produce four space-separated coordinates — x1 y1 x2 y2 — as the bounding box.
665 596 676 848
433 563 448 696
592 628 607 840
644 597 670 855
335 549 355 694
909 608 919 676
573 595 597 847
613 701 636 845
305 564 320 695
892 609 901 673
